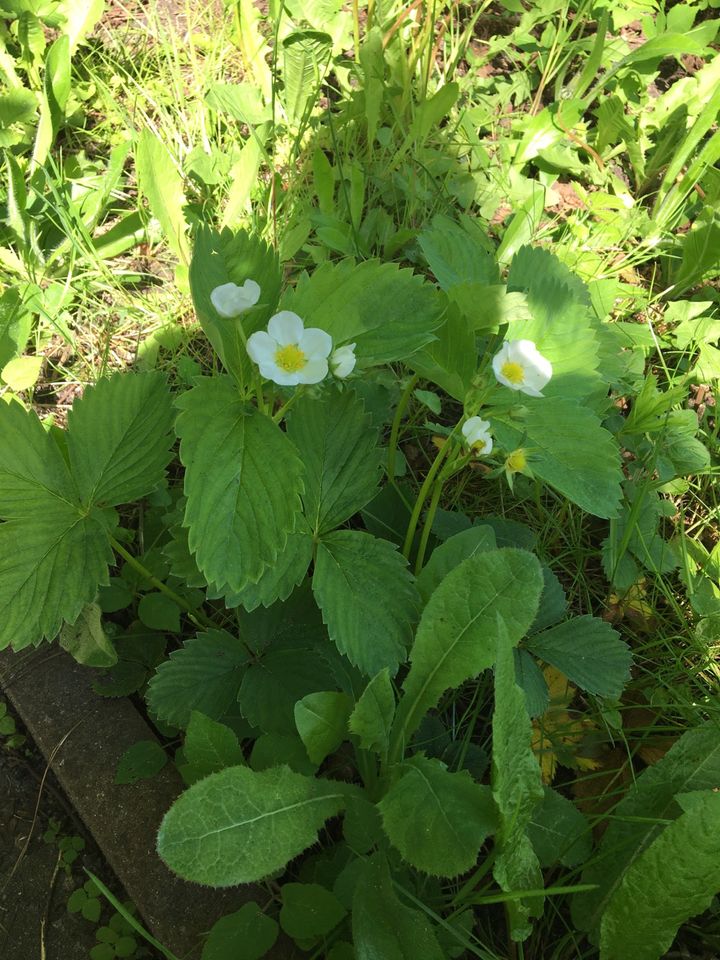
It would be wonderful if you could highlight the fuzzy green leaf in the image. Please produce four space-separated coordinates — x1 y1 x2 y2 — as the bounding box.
294 691 353 765
349 668 395 753
313 530 419 676
280 259 443 365
493 399 623 519
525 616 632 699
146 631 249 728
600 790 720 960
0 401 113 651
492 617 545 941
391 549 543 754
67 373 174 507
353 856 445 960
286 388 382 534
157 765 348 886
177 377 304 595
574 721 720 938
379 755 497 877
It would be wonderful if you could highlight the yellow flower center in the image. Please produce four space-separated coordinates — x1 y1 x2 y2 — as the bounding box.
500 361 525 385
274 344 307 373
506 449 527 472
472 439 488 454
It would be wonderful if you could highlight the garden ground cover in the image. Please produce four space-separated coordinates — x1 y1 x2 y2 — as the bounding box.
1 0 719 958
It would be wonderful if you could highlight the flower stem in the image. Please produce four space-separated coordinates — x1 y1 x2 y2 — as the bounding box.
402 437 454 561
109 536 216 633
272 386 303 423
387 373 419 482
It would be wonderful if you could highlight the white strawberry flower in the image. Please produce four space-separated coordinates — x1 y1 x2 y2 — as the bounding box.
461 416 493 455
210 279 261 318
330 343 357 379
246 311 332 386
492 339 552 398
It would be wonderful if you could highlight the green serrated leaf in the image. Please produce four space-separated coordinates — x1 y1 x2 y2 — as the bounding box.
286 388 382 534
600 790 720 960
146 631 249 728
201 902 279 960
295 691 352 765
416 526 496 605
391 549 543 756
280 882 346 940
115 740 167 785
352 855 444 960
492 617 544 941
348 668 395 753
379 755 497 877
525 616 632 699
418 214 498 289
184 711 245 781
59 602 117 667
493 399 623 519
177 377 304 595
527 787 591 868
157 765 349 886
280 259 442 365
313 530 419 677
66 373 174 507
0 401 113 651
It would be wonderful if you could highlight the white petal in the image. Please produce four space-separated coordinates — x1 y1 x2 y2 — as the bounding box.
241 278 261 304
518 382 545 398
331 343 357 378
491 344 510 381
247 331 277 364
298 358 328 384
258 360 302 386
268 311 304 346
299 327 333 360
211 282 257 318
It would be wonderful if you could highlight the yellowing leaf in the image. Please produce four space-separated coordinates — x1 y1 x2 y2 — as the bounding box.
531 666 596 784
1 355 42 391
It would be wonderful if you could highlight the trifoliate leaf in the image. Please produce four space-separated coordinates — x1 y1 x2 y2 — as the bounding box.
418 214 498 289
492 617 545 941
0 401 113 651
599 790 720 960
287 388 382 534
146 630 249 728
527 787 591 868
115 740 167 785
280 883 346 940
177 376 304 595
313 530 419 677
379 755 497 877
348 668 395 753
493 399 623 519
157 765 349 886
238 633 339 735
66 372 174 506
294 691 352 765
201 902 279 960
183 711 244 781
220 521 313 612
526 616 632 699
391 549 543 754
280 259 442 364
